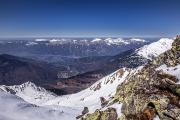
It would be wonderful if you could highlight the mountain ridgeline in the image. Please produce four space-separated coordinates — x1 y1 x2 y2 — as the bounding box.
0 38 173 95
0 54 59 85
0 38 150 95
81 36 180 120
0 36 178 120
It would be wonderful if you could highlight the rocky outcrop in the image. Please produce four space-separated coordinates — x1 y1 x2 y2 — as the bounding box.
100 97 108 108
82 107 89 115
81 36 180 120
82 108 118 120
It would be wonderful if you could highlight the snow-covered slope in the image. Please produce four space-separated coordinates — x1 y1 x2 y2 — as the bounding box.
0 82 56 105
137 38 173 60
0 91 80 120
44 68 131 112
0 68 133 120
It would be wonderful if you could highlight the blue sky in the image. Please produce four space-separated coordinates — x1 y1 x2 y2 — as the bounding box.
0 0 180 37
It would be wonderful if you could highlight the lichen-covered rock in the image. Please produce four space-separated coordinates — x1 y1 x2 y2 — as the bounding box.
81 108 118 120
81 36 180 120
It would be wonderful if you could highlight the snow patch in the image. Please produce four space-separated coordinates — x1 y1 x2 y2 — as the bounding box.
137 38 173 60
101 103 123 118
0 91 80 120
154 115 160 120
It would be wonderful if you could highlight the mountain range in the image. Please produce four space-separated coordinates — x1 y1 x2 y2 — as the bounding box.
0 36 179 120
0 38 173 95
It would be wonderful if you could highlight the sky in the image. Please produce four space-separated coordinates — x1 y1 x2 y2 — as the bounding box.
0 0 180 38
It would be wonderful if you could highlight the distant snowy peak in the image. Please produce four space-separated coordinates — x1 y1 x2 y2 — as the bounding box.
35 38 48 41
104 38 129 45
91 38 102 42
0 82 42 93
130 38 145 42
91 38 146 45
137 38 173 60
0 82 56 105
35 38 48 42
32 37 147 46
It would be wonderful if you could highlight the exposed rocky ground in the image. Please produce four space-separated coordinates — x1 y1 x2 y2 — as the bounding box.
81 36 180 120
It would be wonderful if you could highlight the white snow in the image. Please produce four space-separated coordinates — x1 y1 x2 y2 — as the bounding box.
101 103 123 118
154 115 160 120
44 68 130 113
0 91 80 120
91 38 102 42
0 68 131 120
156 64 180 83
91 38 133 45
0 37 176 120
26 42 38 46
35 39 48 42
104 38 129 45
0 82 57 105
137 38 173 60
130 38 146 42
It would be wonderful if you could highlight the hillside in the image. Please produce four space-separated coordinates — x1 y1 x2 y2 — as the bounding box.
0 54 59 85
48 38 172 95
81 36 180 119
0 36 178 120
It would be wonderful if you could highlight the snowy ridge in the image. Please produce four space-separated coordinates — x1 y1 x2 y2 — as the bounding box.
44 68 143 114
31 37 147 46
104 38 129 45
0 91 79 120
44 68 128 113
0 67 144 120
0 37 177 120
0 82 56 105
91 38 102 42
130 38 145 42
0 68 133 120
35 38 48 41
91 38 146 45
137 38 173 60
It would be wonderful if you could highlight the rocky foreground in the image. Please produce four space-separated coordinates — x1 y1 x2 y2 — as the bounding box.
81 36 180 120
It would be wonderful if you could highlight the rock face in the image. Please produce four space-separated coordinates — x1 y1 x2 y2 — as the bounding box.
81 36 180 120
82 107 89 115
